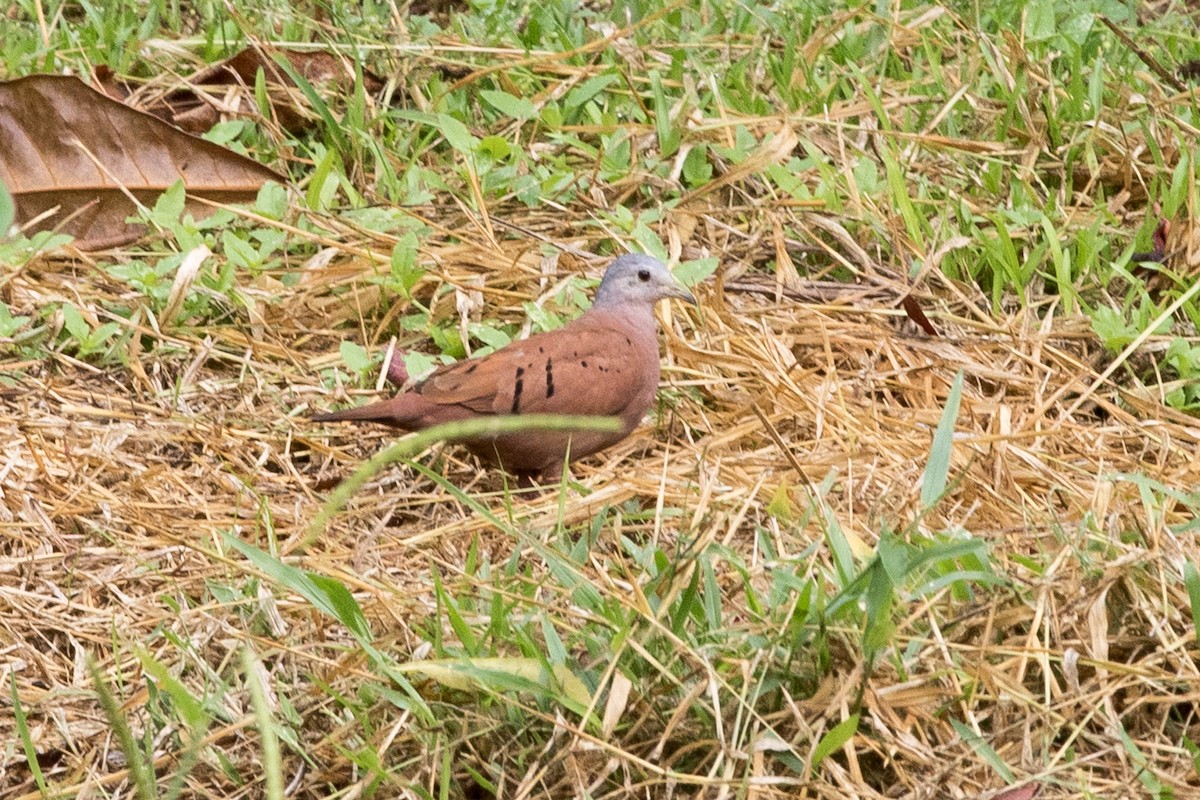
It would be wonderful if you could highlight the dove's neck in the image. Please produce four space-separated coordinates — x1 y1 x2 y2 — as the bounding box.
588 299 658 333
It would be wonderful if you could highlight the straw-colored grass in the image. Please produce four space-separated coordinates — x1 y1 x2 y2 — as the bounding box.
6 224 1199 796
5 4 1200 798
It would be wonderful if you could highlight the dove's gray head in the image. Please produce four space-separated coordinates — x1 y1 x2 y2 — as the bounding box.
592 254 697 310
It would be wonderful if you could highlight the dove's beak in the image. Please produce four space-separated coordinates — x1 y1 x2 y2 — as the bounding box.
666 280 698 306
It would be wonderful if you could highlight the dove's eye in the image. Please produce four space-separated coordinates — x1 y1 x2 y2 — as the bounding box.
637 269 651 282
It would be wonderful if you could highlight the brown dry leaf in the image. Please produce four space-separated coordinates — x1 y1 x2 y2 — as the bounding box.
0 74 285 249
143 47 386 134
1124 212 1200 299
1153 214 1200 282
901 294 939 336
985 784 1040 800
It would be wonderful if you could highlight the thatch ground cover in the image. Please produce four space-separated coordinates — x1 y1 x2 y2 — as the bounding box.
4 2 1200 798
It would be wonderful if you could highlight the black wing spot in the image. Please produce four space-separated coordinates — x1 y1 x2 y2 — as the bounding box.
465 364 478 374
625 337 632 346
581 360 588 368
545 357 555 398
512 366 525 413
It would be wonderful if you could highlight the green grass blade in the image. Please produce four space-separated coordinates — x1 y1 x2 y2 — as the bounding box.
225 536 372 645
243 647 284 800
137 650 212 800
1186 561 1200 644
809 714 859 777
11 673 49 797
88 658 158 800
306 413 622 545
920 371 964 509
950 718 1014 781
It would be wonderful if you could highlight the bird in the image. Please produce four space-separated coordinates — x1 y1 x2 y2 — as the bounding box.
313 253 697 483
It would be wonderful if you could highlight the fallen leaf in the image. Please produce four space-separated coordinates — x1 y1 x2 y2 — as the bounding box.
0 74 285 249
985 783 1040 800
901 294 939 336
602 671 633 737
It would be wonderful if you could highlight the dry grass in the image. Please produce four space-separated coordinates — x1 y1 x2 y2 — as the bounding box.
6 220 1200 797
5 10 1200 800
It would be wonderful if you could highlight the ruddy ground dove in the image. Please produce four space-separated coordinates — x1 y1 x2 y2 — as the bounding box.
313 253 697 482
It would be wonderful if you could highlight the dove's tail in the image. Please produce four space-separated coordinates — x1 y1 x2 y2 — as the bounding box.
312 397 419 429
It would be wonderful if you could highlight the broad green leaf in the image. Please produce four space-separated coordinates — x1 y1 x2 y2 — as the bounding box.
766 482 796 522
1023 0 1056 41
564 73 618 110
648 71 679 157
0 179 13 233
822 501 855 587
478 135 512 159
61 303 90 341
682 144 712 186
390 233 425 296
472 323 512 349
436 113 478 154
222 231 261 269
339 340 373 374
540 616 567 664
402 351 439 382
254 182 288 220
674 257 718 288
0 302 31 337
149 180 186 227
481 89 535 120
631 225 669 261
1090 306 1137 351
